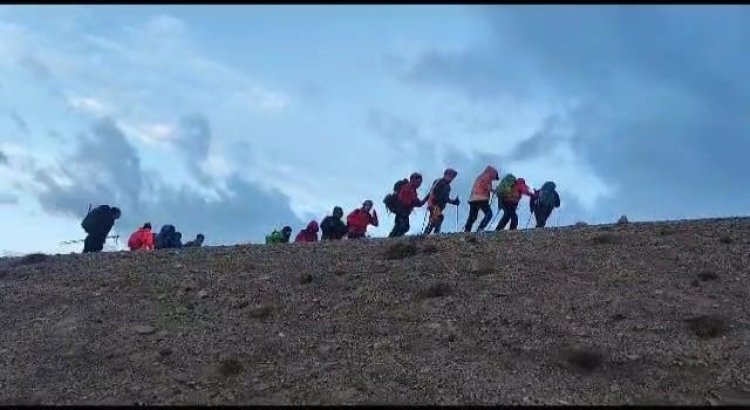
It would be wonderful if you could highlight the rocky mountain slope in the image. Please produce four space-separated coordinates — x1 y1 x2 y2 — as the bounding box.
1 218 749 405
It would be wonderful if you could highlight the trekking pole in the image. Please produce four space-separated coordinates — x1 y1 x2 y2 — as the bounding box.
524 213 531 229
455 204 459 233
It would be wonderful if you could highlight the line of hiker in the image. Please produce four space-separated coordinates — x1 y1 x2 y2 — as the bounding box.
80 205 204 253
265 200 380 244
78 165 560 253
384 165 561 237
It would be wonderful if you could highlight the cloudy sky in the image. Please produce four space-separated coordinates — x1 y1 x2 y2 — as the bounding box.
1 5 748 254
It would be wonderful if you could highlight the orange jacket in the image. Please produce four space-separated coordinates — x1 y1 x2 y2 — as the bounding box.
469 166 500 202
346 208 379 237
128 228 155 250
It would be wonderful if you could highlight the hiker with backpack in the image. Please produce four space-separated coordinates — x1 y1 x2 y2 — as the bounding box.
530 181 561 228
464 165 500 232
424 168 461 235
155 225 182 249
266 226 293 244
295 220 320 242
81 205 121 253
346 200 378 239
495 174 533 231
127 223 155 251
320 207 348 240
385 172 428 238
184 234 205 247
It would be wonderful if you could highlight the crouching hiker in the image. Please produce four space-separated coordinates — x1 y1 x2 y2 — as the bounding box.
346 200 378 239
495 174 533 231
266 226 292 244
81 205 121 253
320 207 348 240
156 225 182 249
531 181 561 228
424 168 460 235
184 234 205 247
385 172 428 238
464 166 499 232
295 221 319 242
127 222 155 251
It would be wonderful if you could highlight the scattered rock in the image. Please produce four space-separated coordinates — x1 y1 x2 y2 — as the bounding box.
158 348 173 357
197 290 209 299
469 259 494 276
610 313 627 322
134 325 156 335
653 289 664 296
216 358 244 378
234 300 250 309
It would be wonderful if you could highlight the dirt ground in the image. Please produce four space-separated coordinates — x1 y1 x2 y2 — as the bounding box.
1 218 749 405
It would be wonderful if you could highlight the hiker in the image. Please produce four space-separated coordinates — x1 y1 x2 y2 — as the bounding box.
530 181 561 228
424 168 460 235
127 223 155 251
184 233 205 247
295 221 319 242
265 226 292 244
464 166 500 232
386 172 428 238
155 225 182 249
346 200 379 239
81 205 121 253
495 174 533 231
320 207 348 240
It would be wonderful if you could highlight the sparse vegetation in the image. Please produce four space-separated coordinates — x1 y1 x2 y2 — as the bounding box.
685 315 729 339
417 282 452 299
564 348 605 374
384 242 419 260
592 233 618 245
15 253 49 266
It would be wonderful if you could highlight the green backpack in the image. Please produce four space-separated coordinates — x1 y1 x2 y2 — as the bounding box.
497 173 517 199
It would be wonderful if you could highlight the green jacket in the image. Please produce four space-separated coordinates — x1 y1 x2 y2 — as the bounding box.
265 230 286 244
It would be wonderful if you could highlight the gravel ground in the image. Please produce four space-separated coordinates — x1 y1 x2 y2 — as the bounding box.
1 217 749 405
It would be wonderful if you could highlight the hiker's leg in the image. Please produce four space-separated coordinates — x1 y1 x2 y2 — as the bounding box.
434 214 444 234
509 204 519 230
495 202 511 231
464 202 480 232
85 232 106 253
389 215 402 237
477 201 493 231
535 208 545 228
83 234 95 253
539 206 552 228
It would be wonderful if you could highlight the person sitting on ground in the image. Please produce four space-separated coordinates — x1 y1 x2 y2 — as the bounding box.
495 174 533 231
346 200 378 239
530 181 561 228
424 168 460 235
81 205 121 253
295 221 319 242
464 165 500 232
320 207 348 240
184 233 205 247
266 226 293 244
127 222 155 251
388 172 428 238
156 225 182 249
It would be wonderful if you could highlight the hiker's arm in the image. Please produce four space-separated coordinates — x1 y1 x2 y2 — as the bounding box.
371 210 379 227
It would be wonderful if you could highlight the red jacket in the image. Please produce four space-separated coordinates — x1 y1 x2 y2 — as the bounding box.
504 178 534 205
397 182 423 214
346 208 379 237
295 221 319 242
128 228 155 250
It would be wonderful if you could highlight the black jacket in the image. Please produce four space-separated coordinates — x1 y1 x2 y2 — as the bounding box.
320 216 347 240
156 225 182 249
429 178 454 210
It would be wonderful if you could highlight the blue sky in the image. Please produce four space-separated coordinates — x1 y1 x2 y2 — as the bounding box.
1 5 748 254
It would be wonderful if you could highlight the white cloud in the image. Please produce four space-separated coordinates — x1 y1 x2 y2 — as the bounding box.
67 95 107 116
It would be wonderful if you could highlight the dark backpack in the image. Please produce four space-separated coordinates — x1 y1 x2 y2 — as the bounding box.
497 174 517 200
81 205 107 233
538 181 558 208
383 178 408 213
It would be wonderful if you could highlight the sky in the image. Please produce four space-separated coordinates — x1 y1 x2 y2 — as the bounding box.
1 5 749 255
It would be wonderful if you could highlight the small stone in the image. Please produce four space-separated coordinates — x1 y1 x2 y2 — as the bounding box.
158 348 173 357
299 273 313 284
610 384 621 393
654 290 664 295
134 325 156 335
565 315 573 320
426 323 441 330
318 344 332 354
626 354 642 361
197 290 209 299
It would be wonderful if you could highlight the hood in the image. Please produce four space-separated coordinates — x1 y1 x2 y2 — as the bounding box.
482 166 499 180
541 181 556 191
306 221 319 232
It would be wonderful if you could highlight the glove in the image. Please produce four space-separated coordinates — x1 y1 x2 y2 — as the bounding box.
452 197 461 206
